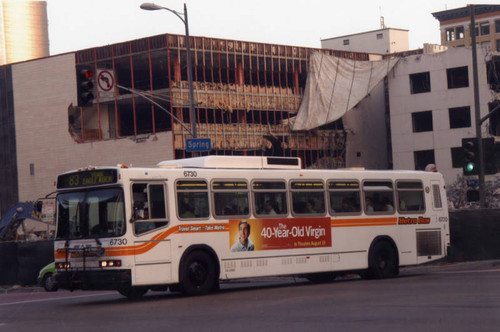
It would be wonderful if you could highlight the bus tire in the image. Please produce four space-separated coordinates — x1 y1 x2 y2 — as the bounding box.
118 286 148 299
366 240 399 279
180 250 218 296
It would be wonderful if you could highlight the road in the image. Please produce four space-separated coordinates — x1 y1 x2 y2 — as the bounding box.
1 260 500 332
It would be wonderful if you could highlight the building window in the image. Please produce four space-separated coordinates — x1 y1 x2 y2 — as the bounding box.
496 20 500 33
487 56 500 91
471 24 479 37
451 147 465 168
446 28 455 41
456 26 465 40
480 22 490 36
343 39 350 45
488 101 500 136
447 66 469 89
412 111 433 132
414 150 435 171
496 39 500 52
376 33 383 40
409 72 431 94
449 106 471 129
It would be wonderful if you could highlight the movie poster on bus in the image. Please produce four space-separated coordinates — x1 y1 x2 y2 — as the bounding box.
229 218 332 252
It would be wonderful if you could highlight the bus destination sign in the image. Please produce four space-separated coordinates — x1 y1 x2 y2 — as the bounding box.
57 169 118 189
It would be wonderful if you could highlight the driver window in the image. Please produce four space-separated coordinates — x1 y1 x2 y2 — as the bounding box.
132 183 168 234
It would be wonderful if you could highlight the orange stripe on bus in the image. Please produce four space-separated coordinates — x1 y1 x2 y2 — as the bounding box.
331 217 397 228
54 223 230 258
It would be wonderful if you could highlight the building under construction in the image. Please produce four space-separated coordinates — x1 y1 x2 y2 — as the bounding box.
73 34 370 168
1 32 386 216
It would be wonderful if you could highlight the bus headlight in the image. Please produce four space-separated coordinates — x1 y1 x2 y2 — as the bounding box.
55 262 70 269
99 260 122 268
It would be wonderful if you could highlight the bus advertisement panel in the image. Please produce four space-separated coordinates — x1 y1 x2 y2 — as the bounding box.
229 218 331 251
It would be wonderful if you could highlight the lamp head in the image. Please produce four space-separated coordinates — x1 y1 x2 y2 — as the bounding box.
140 3 162 10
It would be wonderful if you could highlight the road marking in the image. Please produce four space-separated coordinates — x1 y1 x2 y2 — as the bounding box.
434 268 500 274
0 292 116 307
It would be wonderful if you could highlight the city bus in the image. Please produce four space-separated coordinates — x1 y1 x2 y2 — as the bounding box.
53 156 449 298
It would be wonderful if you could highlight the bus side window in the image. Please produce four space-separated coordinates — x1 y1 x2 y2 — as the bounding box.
132 183 168 235
290 180 325 215
328 181 361 214
252 180 287 217
212 180 249 218
176 180 209 219
396 181 425 213
363 180 394 214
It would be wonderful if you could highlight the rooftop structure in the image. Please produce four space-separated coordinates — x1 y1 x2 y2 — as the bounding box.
321 27 409 55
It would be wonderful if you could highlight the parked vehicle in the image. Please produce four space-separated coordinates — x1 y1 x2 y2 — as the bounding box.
37 262 58 292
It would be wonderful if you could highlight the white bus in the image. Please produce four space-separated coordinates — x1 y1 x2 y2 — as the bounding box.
53 156 449 298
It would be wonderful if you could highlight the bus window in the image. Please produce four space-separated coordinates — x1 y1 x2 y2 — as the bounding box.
328 181 361 215
56 188 125 239
132 183 168 234
176 180 209 219
252 181 288 217
291 180 325 215
363 180 394 214
212 180 249 217
396 181 425 213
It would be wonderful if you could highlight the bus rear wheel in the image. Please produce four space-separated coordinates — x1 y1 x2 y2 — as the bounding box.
180 250 218 296
366 240 399 279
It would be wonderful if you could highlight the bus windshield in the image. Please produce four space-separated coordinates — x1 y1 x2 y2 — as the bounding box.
56 188 125 239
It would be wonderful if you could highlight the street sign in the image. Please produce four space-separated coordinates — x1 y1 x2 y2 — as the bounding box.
186 138 211 152
97 69 115 98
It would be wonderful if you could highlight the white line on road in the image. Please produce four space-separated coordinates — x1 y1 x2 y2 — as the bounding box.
0 292 116 307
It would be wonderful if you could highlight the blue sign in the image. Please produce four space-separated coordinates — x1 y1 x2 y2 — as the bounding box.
467 179 479 187
186 138 212 152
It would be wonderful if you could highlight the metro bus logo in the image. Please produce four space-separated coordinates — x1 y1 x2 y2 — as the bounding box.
398 216 431 225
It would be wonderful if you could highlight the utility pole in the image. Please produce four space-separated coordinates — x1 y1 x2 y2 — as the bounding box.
470 4 486 208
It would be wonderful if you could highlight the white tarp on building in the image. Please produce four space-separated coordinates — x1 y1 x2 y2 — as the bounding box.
292 52 399 131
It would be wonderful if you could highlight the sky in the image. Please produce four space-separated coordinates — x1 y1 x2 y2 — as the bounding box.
45 0 500 56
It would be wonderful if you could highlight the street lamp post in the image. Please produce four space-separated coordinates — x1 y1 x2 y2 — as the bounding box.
140 2 197 139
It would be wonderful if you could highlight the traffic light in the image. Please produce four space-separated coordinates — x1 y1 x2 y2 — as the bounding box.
462 137 478 175
483 137 498 175
76 65 95 107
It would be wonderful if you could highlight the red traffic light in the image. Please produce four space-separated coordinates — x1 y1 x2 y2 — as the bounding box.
80 68 94 80
76 65 95 107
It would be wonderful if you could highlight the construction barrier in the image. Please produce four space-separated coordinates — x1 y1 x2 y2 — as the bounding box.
0 240 53 286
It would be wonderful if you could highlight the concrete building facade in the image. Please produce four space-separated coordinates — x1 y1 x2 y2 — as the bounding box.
433 4 500 52
388 46 498 185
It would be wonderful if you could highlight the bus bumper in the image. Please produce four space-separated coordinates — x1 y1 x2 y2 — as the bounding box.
55 269 131 291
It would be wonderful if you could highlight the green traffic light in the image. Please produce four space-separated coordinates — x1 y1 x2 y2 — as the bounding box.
466 162 475 172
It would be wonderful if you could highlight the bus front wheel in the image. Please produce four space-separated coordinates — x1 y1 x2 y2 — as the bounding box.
365 240 399 279
180 250 218 296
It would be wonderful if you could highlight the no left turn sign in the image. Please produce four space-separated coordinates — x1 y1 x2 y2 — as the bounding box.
97 69 115 97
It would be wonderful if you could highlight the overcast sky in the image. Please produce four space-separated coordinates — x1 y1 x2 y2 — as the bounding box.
45 0 500 56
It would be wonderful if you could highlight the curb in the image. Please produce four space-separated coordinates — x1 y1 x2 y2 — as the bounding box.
0 285 44 294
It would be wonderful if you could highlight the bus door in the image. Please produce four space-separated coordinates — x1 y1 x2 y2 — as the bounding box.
130 181 172 285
